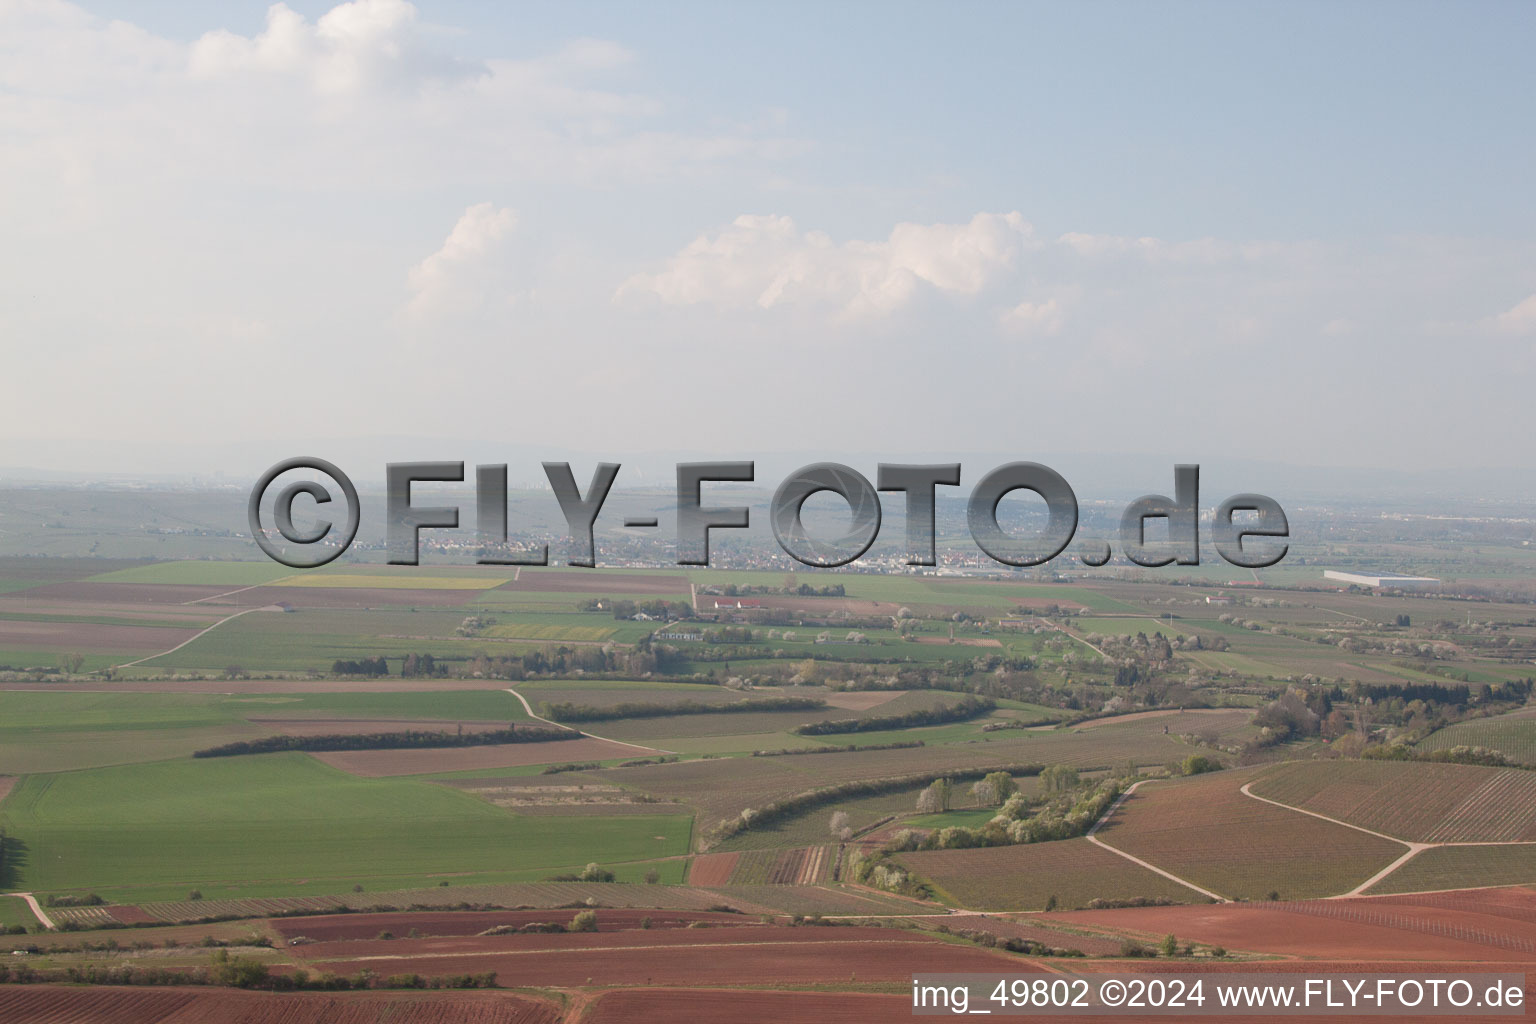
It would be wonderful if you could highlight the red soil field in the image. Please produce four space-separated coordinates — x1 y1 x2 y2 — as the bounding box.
585 989 910 1023
298 926 1025 986
0 986 557 1024
0 618 200 653
0 678 521 694
1054 886 1536 961
106 905 160 925
584 981 1533 1024
913 915 1125 956
509 571 688 594
271 909 754 942
313 736 648 776
687 852 739 886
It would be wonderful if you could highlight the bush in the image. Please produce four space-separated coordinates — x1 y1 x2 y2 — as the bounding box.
569 910 598 933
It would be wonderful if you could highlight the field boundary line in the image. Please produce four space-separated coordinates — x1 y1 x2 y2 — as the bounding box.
503 687 676 755
115 604 280 669
1239 779 1433 897
1239 780 1415 847
1087 780 1228 903
182 576 296 605
14 893 55 930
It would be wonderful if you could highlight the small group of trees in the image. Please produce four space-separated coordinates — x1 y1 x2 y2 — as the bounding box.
915 778 954 814
330 656 390 677
969 770 1019 807
1039 765 1081 792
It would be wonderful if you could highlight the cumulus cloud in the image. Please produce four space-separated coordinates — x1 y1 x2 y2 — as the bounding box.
618 211 1033 316
1491 293 1536 335
188 0 480 95
406 203 518 317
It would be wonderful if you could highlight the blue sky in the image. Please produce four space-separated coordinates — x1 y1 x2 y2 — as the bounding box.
2 1 1534 477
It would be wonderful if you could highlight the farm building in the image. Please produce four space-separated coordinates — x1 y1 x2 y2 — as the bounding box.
711 598 762 610
1324 570 1440 589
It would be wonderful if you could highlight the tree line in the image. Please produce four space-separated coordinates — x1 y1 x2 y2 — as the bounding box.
699 761 1044 848
193 724 579 758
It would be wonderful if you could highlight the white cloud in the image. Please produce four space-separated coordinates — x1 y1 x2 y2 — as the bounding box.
618 211 1033 316
1491 293 1536 335
406 202 517 317
188 0 480 96
1000 297 1063 336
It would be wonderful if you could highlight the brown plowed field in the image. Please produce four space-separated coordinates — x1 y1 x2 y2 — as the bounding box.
510 571 689 594
1055 886 1536 961
0 619 200 653
272 909 755 942
299 926 1024 985
106 904 160 925
253 586 478 608
313 736 646 776
0 598 223 623
586 989 910 1023
1095 769 1404 900
688 852 739 886
0 986 557 1023
820 690 904 711
0 775 15 803
12 581 240 605
736 595 903 617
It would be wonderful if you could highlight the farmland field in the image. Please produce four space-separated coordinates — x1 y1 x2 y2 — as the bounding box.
1365 844 1536 895
1417 707 1536 766
0 753 691 900
1249 760 1536 842
1095 769 1406 900
898 837 1202 910
3 554 1536 1003
0 987 561 1023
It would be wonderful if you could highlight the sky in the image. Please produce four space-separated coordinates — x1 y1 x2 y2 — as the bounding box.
2 0 1534 479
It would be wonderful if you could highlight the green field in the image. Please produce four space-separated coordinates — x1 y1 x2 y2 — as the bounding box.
0 894 38 930
88 562 299 586
0 753 692 901
1417 708 1536 766
1366 843 1536 895
0 690 535 773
